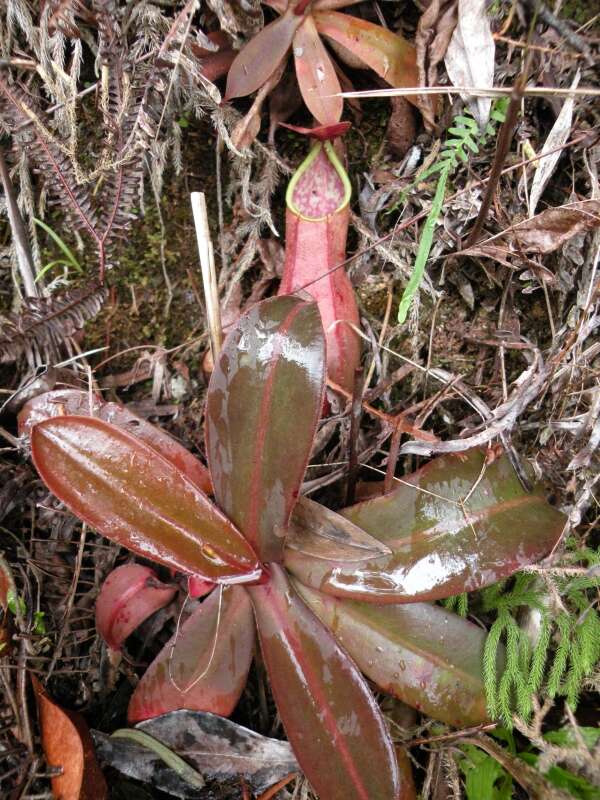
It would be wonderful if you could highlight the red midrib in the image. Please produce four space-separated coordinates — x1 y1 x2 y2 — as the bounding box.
259 578 376 800
245 304 304 552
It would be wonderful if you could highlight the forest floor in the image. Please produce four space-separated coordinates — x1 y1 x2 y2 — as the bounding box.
0 1 599 798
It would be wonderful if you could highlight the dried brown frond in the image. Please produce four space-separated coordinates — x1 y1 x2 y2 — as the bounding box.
0 281 108 364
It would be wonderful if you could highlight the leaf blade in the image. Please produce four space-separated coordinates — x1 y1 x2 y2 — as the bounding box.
206 296 325 562
293 15 343 124
225 10 300 100
286 450 566 602
313 11 417 91
95 564 176 651
249 564 402 800
19 389 213 495
296 583 496 727
31 416 260 583
128 586 254 723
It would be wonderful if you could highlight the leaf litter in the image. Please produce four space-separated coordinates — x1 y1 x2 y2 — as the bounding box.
0 0 598 798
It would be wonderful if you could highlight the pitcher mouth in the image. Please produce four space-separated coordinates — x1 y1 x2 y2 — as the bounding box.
286 140 351 222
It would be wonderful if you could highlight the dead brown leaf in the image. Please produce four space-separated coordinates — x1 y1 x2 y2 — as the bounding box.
386 97 416 158
232 62 286 149
33 676 107 800
466 201 600 257
416 0 457 131
507 200 600 253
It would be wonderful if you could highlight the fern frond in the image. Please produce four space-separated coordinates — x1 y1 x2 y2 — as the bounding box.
0 281 108 364
396 101 505 324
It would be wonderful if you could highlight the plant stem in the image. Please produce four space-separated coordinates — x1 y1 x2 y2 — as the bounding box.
0 145 39 297
345 367 364 506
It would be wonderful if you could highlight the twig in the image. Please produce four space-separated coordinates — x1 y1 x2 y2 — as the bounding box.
345 367 364 506
338 85 600 99
518 0 593 61
191 192 222 361
384 420 403 495
0 145 38 297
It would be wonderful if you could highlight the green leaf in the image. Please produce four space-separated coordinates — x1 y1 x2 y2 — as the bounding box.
206 296 325 562
33 218 82 271
249 564 405 800
295 582 497 727
460 745 513 800
285 449 566 603
519 754 600 800
397 166 448 324
31 416 261 583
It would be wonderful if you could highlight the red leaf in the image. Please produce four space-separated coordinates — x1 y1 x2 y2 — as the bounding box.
95 564 176 651
296 583 496 727
206 297 325 562
286 496 392 562
33 676 108 800
31 416 261 583
285 450 566 603
313 11 418 91
188 575 216 598
19 389 213 495
225 9 302 100
128 586 254 723
281 120 351 139
279 141 360 393
249 564 402 800
293 15 343 124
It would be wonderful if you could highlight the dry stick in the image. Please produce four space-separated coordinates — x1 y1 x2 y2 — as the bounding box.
191 192 222 361
345 367 364 507
0 145 38 297
518 0 592 61
384 420 403 495
464 32 536 249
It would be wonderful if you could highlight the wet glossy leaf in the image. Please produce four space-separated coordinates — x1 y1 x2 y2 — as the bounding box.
285 450 566 603
187 576 216 599
128 586 254 723
0 552 15 611
93 709 299 798
293 15 343 125
249 564 402 800
31 416 261 583
19 389 213 495
95 564 177 651
33 676 108 800
0 553 16 655
280 142 360 393
286 496 392 562
225 9 301 100
206 296 325 562
295 583 497 727
314 11 417 91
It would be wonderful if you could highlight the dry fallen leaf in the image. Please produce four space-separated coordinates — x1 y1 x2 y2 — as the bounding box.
465 201 600 263
416 0 457 130
444 0 494 128
92 709 299 799
33 676 107 800
528 70 581 217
